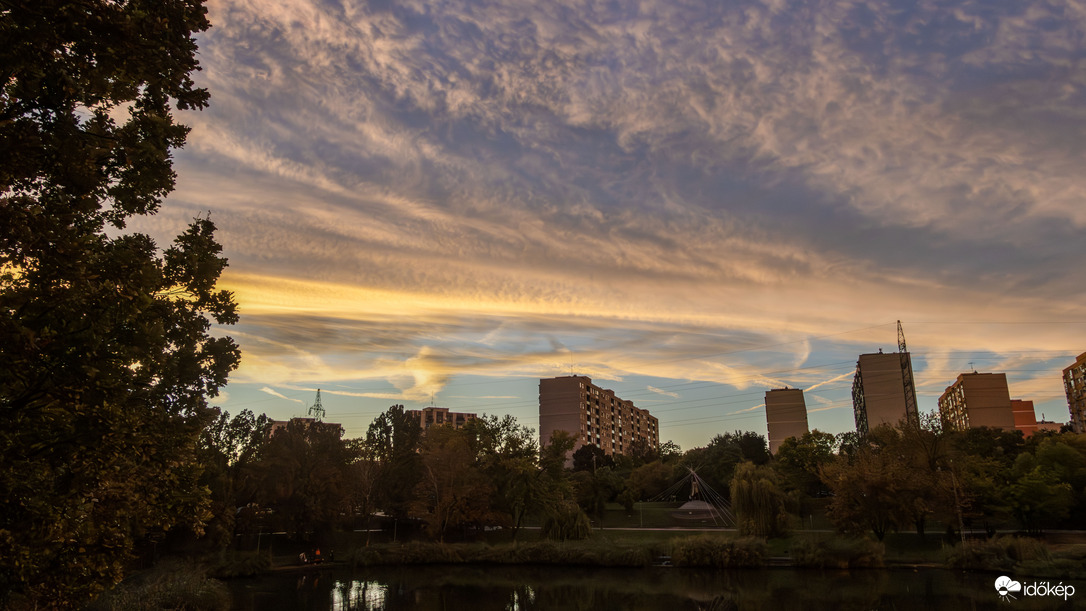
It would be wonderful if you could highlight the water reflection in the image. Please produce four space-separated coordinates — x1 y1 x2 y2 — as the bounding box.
331 580 387 610
228 565 1076 610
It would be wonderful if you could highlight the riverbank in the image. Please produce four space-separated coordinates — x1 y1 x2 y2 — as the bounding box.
259 529 1086 576
82 530 1086 610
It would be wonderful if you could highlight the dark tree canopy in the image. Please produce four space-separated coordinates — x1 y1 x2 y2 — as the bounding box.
365 405 424 519
572 443 614 473
0 1 238 607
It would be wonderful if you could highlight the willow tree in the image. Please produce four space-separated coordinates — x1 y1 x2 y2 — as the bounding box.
731 462 790 538
0 1 238 607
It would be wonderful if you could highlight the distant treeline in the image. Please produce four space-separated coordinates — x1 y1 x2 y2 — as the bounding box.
195 406 1086 547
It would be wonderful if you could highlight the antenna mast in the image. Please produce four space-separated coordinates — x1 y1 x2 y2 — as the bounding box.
308 388 325 422
897 321 918 425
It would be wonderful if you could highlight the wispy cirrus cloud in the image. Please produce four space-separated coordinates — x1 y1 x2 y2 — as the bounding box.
142 0 1086 442
258 386 305 405
647 386 681 399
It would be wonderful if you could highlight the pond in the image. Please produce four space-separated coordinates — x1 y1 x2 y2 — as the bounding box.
226 565 1080 610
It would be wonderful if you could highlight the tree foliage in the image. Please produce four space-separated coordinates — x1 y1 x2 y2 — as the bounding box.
196 408 272 549
461 415 544 539
255 420 357 537
571 443 613 472
365 405 423 520
774 429 836 497
731 462 790 538
681 431 769 497
411 426 500 541
1 1 237 607
820 426 908 540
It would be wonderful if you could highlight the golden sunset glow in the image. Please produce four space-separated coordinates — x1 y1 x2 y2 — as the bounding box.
135 0 1086 446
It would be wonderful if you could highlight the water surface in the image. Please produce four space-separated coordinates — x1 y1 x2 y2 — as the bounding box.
228 565 1077 610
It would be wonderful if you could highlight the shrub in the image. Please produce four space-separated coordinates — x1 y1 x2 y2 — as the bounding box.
541 501 592 542
1017 557 1086 579
85 562 230 611
943 536 1049 572
670 535 766 568
345 541 464 566
206 550 271 578
791 537 884 568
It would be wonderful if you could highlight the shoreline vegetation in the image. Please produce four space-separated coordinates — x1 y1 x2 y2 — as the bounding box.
334 531 1086 574
86 529 1086 610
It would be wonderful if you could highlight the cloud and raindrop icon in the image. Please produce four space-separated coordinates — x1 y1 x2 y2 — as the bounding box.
995 576 1022 601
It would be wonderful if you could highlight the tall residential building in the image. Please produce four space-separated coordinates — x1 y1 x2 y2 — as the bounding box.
765 388 809 454
539 375 659 458
938 372 1015 432
852 351 917 434
1063 352 1086 433
1011 399 1038 438
406 406 476 434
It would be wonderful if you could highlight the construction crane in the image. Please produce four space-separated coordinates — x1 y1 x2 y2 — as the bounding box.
897 321 919 425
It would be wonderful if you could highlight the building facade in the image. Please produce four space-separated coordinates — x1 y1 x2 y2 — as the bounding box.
406 406 477 433
765 388 809 454
539 375 659 458
1063 352 1086 433
1011 399 1038 438
852 351 917 434
938 372 1015 432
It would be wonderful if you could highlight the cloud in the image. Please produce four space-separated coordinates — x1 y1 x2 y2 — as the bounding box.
258 386 305 404
647 386 681 399
805 371 855 393
140 0 1086 442
808 404 849 414
727 403 765 416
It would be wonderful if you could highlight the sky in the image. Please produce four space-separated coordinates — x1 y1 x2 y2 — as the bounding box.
141 0 1086 450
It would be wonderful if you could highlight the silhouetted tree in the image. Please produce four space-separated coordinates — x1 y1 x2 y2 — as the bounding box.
572 443 614 472
196 408 272 548
256 420 356 537
1 1 237 606
366 405 423 521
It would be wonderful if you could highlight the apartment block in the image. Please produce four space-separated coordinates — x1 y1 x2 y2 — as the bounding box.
938 372 1015 432
1063 352 1086 433
765 388 809 454
406 406 476 433
852 351 917 434
539 376 658 457
1011 399 1038 438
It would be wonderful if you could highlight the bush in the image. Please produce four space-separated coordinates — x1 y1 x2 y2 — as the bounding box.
346 539 655 568
347 541 464 566
85 561 230 611
1017 557 1086 579
943 536 1049 572
206 550 271 578
791 537 884 568
541 501 593 542
670 535 766 568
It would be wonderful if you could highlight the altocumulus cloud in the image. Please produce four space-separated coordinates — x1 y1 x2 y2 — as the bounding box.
144 0 1086 435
